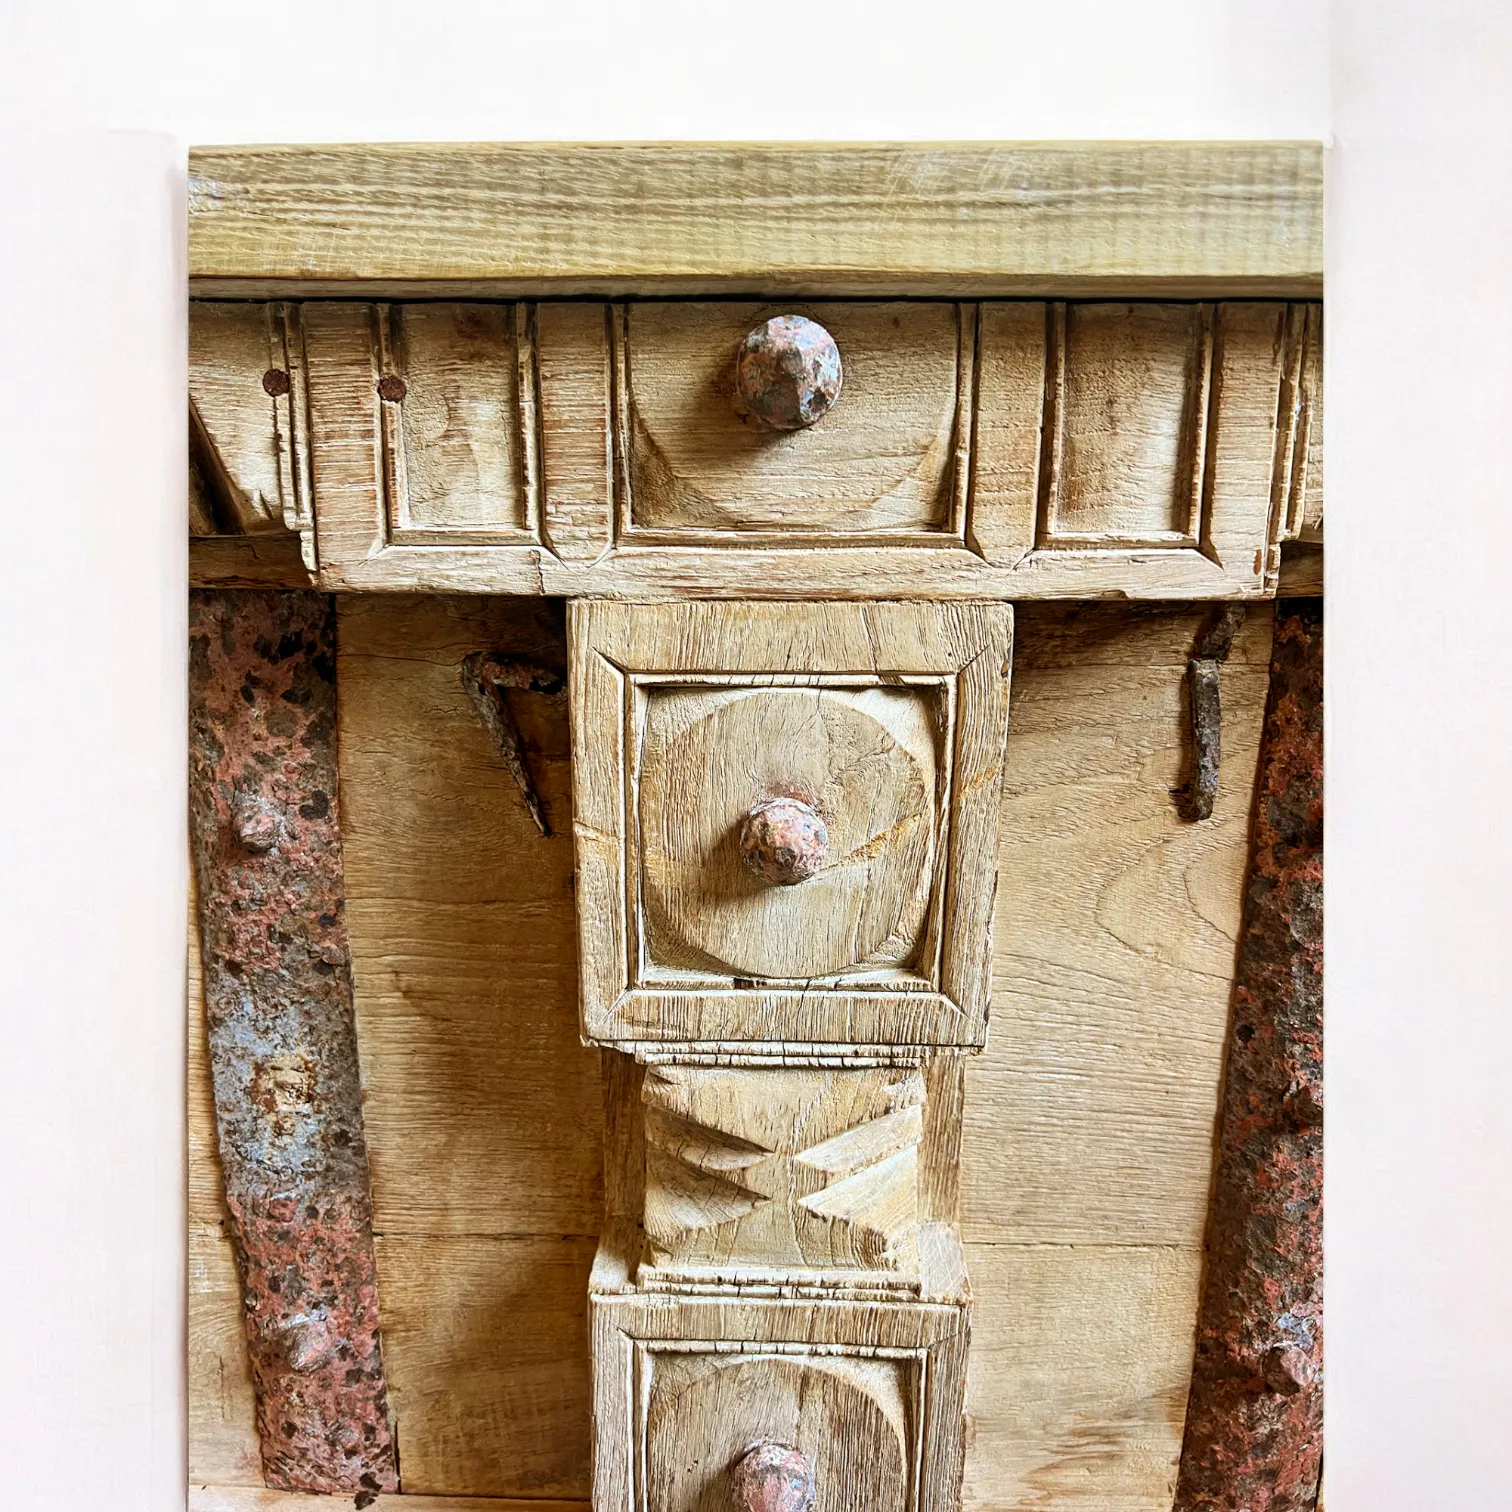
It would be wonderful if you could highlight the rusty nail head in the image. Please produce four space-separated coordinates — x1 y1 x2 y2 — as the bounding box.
376 375 407 403
233 792 283 853
262 367 291 397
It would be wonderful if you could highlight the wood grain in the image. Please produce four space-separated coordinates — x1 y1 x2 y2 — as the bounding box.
187 142 1322 298
336 594 601 1238
376 1234 596 1498
199 296 1313 600
188 599 1271 1510
377 302 539 544
961 602 1272 1246
639 1064 926 1281
962 1242 1204 1512
591 1283 969 1512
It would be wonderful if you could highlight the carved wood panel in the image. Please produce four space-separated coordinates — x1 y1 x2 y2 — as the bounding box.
569 599 1012 1051
189 298 1321 600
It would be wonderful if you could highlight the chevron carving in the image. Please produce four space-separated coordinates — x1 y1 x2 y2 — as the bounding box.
641 1065 925 1275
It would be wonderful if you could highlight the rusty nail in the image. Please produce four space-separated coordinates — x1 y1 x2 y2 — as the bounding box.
459 652 565 838
376 375 407 403
1179 604 1246 822
233 792 283 853
262 367 291 397
281 1312 337 1373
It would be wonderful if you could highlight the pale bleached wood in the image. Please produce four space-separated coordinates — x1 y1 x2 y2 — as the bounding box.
645 1349 913 1512
639 1064 926 1281
187 142 1323 298
191 1489 587 1511
1044 302 1211 542
1295 303 1325 542
376 301 537 544
376 1234 596 1498
570 600 1012 1049
969 302 1046 568
960 602 1272 1246
188 302 306 536
538 302 614 565
617 301 966 541
591 1277 969 1512
637 686 938 981
300 301 386 571
962 1242 1204 1512
188 1222 262 1488
336 594 601 1237
188 600 1273 1506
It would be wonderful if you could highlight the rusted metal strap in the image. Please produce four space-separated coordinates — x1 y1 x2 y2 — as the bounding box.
188 589 397 1495
1174 599 1323 1512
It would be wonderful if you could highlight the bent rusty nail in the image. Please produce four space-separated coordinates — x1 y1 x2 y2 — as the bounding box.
460 651 565 837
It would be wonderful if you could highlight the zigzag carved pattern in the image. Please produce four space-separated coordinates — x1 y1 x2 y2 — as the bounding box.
641 1066 924 1274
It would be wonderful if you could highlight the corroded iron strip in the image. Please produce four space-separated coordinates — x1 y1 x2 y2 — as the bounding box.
1174 600 1323 1512
188 589 397 1494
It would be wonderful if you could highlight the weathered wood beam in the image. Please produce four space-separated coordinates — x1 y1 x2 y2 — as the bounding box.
188 589 396 1495
188 141 1323 299
1174 599 1323 1511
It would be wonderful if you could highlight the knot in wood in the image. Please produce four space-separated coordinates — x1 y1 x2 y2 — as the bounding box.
732 1441 815 1512
233 792 284 853
735 315 843 430
739 797 829 886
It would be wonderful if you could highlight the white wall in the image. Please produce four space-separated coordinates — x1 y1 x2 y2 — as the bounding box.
2 2 1510 1508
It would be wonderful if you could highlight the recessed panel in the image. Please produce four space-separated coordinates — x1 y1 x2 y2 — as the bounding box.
378 302 538 544
636 685 942 982
618 301 969 541
1045 302 1211 545
643 1350 913 1512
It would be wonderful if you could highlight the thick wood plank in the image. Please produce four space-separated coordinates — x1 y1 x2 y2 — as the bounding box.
337 595 601 1237
188 142 1322 298
960 603 1272 1246
376 1234 596 1498
206 295 1307 599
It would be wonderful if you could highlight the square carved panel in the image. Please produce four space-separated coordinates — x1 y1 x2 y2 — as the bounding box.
590 1291 969 1512
569 601 1013 1050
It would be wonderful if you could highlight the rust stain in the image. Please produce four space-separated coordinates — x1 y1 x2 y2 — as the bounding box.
188 589 397 1494
1174 600 1323 1512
